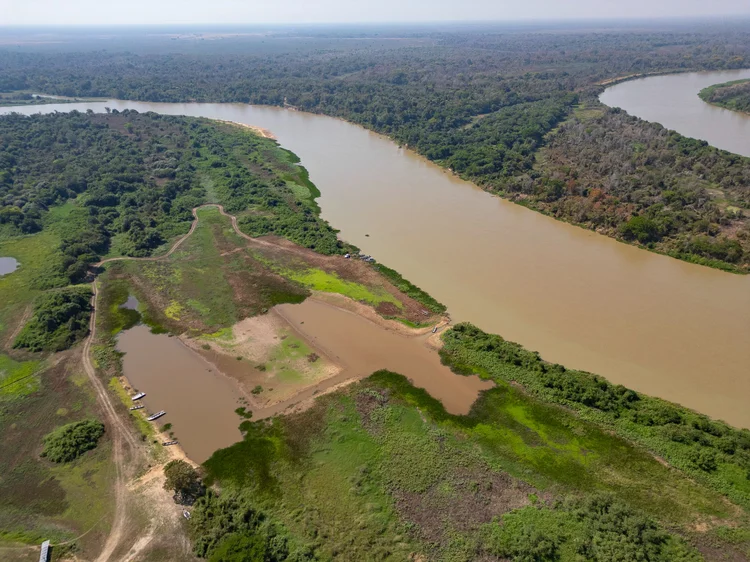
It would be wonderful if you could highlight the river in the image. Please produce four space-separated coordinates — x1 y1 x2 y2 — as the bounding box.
600 69 750 156
3 76 749 428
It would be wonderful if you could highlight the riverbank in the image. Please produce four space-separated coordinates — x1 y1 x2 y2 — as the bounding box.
699 78 750 114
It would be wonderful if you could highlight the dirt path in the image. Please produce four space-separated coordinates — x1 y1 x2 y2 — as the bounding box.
6 304 32 346
80 204 245 561
80 281 145 562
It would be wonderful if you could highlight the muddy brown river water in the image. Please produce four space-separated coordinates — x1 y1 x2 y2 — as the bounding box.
117 300 492 461
117 325 245 463
5 72 750 433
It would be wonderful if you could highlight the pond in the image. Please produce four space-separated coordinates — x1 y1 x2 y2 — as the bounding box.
0 257 19 276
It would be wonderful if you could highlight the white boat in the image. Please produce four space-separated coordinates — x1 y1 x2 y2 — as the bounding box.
129 405 144 411
132 392 146 401
147 410 166 421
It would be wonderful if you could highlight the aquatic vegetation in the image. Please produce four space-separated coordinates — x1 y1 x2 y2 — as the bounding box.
285 268 401 307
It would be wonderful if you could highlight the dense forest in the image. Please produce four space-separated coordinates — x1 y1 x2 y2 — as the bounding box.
700 78 750 113
0 111 344 287
507 106 750 269
2 25 749 269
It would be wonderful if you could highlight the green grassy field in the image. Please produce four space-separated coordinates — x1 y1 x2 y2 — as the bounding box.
200 368 736 560
0 200 116 559
0 353 114 556
284 268 401 308
111 207 308 335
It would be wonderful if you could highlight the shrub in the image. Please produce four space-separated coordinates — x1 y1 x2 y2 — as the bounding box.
13 286 92 352
41 419 105 463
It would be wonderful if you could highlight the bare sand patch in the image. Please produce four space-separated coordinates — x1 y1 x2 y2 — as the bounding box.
184 307 341 409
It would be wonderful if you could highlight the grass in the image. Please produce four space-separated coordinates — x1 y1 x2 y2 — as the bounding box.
0 230 66 342
0 355 42 399
285 268 401 307
0 354 115 556
119 207 308 334
202 369 735 560
108 377 163 459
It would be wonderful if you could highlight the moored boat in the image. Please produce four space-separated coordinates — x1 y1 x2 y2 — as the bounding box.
147 410 166 421
132 392 146 401
129 405 144 411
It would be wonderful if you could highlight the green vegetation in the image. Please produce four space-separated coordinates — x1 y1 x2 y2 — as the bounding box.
41 419 105 463
0 110 346 292
98 278 140 335
190 491 315 561
117 207 308 333
285 268 400 307
163 459 204 504
4 25 750 271
483 496 699 561
0 354 42 399
518 105 750 271
700 79 750 114
440 323 750 510
192 123 347 255
13 286 92 351
372 263 446 313
201 368 734 560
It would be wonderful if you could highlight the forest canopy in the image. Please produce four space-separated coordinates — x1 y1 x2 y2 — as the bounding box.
2 25 749 270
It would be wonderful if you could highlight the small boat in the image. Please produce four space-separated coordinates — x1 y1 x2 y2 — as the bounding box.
132 392 146 401
129 405 144 411
147 411 166 421
163 440 179 446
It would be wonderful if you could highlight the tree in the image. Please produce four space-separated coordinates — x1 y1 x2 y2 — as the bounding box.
164 459 204 504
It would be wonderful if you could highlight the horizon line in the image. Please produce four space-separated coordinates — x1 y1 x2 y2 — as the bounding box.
2 15 750 28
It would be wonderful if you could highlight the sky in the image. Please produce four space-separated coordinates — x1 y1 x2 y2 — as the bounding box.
2 0 750 26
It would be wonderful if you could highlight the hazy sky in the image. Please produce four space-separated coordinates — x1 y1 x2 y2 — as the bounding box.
3 0 750 25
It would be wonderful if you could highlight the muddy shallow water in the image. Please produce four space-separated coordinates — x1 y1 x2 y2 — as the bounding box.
5 81 750 427
267 299 494 417
117 325 244 463
116 300 493 461
0 257 18 276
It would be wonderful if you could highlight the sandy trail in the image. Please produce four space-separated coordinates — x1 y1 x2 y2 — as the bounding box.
80 281 145 562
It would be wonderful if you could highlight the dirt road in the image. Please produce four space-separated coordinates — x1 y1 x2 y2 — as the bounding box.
81 204 253 561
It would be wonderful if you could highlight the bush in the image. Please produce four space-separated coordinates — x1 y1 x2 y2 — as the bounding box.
41 419 105 463
484 495 698 562
619 215 663 243
190 490 314 560
13 286 92 352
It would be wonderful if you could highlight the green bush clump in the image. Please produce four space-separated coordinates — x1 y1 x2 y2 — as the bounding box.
41 419 105 463
190 490 315 561
483 494 699 561
13 286 92 352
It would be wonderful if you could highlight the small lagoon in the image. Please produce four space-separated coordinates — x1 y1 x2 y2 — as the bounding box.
0 257 19 276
